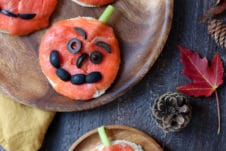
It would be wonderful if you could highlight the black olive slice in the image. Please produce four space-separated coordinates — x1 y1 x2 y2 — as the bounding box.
0 8 36 20
56 68 71 81
96 41 111 53
71 74 85 85
74 27 87 39
76 53 88 68
18 13 36 20
1 9 17 17
86 72 102 83
67 38 82 54
50 50 60 68
90 51 103 64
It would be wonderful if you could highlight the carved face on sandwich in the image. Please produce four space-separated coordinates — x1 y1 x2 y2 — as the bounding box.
39 17 120 100
0 0 57 35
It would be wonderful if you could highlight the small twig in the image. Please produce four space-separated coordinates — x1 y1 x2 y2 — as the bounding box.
215 91 221 134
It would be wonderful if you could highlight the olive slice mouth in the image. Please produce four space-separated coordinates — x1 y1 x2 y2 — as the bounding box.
0 7 36 19
56 70 102 85
56 68 71 81
18 13 36 20
85 72 102 83
50 50 60 68
70 72 102 84
71 74 86 85
0 9 18 17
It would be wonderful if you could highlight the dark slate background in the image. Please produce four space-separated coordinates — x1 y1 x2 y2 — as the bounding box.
1 0 226 151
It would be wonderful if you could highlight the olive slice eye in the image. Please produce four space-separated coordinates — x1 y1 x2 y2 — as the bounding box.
74 27 87 39
67 38 82 54
90 51 103 64
96 41 111 53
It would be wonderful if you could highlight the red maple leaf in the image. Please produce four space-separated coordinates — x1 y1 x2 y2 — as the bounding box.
177 46 224 96
177 46 224 134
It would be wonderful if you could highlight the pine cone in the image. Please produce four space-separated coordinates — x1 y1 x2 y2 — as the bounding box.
208 19 226 48
152 92 192 132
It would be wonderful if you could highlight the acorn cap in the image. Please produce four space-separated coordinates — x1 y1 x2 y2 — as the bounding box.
152 92 192 132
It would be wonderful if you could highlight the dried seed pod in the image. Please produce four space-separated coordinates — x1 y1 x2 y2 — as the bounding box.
208 19 226 48
152 92 192 132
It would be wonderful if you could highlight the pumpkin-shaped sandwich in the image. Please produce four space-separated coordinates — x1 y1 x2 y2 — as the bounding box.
0 0 57 35
39 6 120 100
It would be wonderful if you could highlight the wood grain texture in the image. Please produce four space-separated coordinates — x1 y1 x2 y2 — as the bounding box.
69 125 163 151
0 0 173 111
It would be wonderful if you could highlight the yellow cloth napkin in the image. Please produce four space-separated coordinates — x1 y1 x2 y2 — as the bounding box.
0 93 55 151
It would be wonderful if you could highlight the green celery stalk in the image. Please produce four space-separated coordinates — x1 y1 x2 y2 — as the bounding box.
98 5 115 23
98 126 111 146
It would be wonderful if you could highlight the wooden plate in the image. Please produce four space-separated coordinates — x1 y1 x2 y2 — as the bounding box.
69 125 163 151
0 0 173 111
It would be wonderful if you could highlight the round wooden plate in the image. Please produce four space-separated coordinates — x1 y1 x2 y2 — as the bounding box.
69 125 163 151
0 0 173 111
